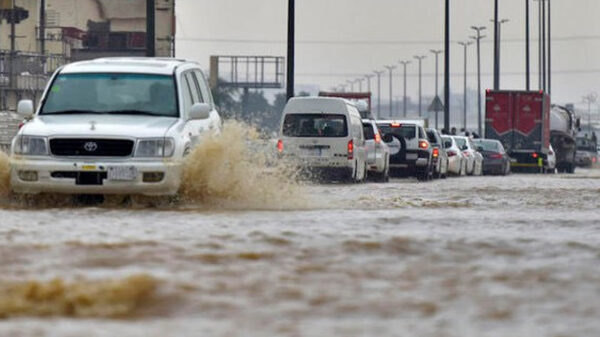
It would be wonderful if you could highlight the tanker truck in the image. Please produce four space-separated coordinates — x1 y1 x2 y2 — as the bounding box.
550 105 579 173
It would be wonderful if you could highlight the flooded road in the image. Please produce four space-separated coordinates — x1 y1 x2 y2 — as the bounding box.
0 171 599 337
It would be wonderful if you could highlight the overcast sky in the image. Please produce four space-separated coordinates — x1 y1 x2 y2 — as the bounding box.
175 0 599 108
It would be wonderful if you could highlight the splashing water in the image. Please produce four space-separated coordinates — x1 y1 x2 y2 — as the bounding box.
0 150 9 200
180 121 306 209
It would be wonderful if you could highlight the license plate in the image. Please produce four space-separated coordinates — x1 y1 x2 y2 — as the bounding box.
303 148 327 157
406 153 418 160
107 166 138 181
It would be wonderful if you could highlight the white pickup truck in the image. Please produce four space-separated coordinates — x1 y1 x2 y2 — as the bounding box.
10 57 221 196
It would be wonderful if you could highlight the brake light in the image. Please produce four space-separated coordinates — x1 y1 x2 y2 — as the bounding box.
375 132 381 144
447 150 457 157
490 153 503 159
419 140 429 150
391 122 402 128
433 148 439 158
277 139 283 154
532 153 539 159
463 151 471 157
593 157 597 163
18 122 24 130
347 139 354 159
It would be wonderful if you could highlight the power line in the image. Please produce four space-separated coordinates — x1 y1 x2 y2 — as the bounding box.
295 69 600 78
177 35 600 45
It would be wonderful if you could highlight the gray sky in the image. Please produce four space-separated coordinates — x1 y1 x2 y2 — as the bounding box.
175 0 599 108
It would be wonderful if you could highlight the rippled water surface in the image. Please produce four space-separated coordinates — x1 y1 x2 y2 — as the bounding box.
0 170 599 337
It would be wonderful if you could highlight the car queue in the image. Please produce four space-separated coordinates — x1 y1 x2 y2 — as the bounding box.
277 97 512 183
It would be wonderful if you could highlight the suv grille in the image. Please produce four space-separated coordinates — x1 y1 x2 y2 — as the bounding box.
49 139 134 157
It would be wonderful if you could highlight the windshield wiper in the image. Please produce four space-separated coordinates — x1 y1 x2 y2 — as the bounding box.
42 110 108 115
110 110 166 117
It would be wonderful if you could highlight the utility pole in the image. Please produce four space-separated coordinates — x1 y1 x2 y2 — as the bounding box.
374 70 385 117
146 0 156 57
471 26 486 136
40 0 47 70
537 0 543 90
458 41 473 131
493 0 499 90
384 65 397 117
547 0 551 95
286 0 295 101
9 0 16 88
430 50 443 129
399 60 411 117
365 74 374 93
542 0 546 91
414 55 426 118
491 18 509 90
444 0 451 132
525 0 530 91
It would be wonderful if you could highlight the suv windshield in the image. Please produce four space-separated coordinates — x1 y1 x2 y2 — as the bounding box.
41 73 178 117
377 124 416 140
283 114 348 137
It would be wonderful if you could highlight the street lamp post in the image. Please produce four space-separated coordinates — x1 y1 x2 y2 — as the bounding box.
286 0 295 101
444 0 451 132
430 50 443 129
525 0 531 91
471 26 486 136
414 55 426 118
491 18 509 90
374 70 385 117
399 60 411 117
365 74 374 93
458 41 473 131
384 65 397 117
357 78 365 92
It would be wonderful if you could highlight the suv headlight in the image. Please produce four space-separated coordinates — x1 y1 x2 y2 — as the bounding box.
135 138 175 157
13 136 48 156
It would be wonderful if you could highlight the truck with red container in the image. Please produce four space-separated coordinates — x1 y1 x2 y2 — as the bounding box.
485 90 553 172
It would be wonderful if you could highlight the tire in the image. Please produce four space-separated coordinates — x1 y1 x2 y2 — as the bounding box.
374 159 390 183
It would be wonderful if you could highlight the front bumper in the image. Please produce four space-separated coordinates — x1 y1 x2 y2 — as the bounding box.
10 157 182 196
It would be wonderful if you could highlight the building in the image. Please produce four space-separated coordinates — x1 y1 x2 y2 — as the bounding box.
0 0 175 112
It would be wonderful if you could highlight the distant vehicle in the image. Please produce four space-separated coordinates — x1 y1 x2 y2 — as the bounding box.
377 120 434 181
10 58 221 196
453 136 483 176
362 120 390 182
575 136 598 168
426 128 449 179
472 139 511 175
550 105 578 173
486 90 553 173
278 97 368 183
442 136 467 176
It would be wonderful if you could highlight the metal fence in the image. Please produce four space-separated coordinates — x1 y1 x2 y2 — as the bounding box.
0 51 66 90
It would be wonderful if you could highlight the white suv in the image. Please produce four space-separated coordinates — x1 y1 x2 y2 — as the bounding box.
10 57 221 195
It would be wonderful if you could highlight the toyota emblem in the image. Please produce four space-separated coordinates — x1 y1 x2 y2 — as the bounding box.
83 141 98 152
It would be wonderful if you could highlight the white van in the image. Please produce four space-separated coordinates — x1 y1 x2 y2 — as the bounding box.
278 97 368 182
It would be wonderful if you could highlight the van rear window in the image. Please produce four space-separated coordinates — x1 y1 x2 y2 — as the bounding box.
283 114 348 137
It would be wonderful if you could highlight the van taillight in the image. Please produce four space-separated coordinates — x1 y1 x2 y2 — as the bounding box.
532 153 539 159
375 133 381 144
277 140 283 153
418 140 429 150
432 148 439 158
347 139 354 159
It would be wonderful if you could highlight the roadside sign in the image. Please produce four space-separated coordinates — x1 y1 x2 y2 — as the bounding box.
428 96 444 112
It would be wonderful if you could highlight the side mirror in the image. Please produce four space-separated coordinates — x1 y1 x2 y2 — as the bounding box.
189 103 211 120
382 134 394 143
17 100 34 116
476 146 484 152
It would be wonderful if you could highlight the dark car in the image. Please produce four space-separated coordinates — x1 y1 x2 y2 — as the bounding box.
472 139 511 175
575 137 597 168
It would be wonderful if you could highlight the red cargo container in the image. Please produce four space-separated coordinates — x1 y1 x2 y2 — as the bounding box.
485 90 550 170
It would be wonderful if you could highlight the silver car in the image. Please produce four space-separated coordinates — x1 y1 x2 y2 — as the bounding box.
362 120 390 182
